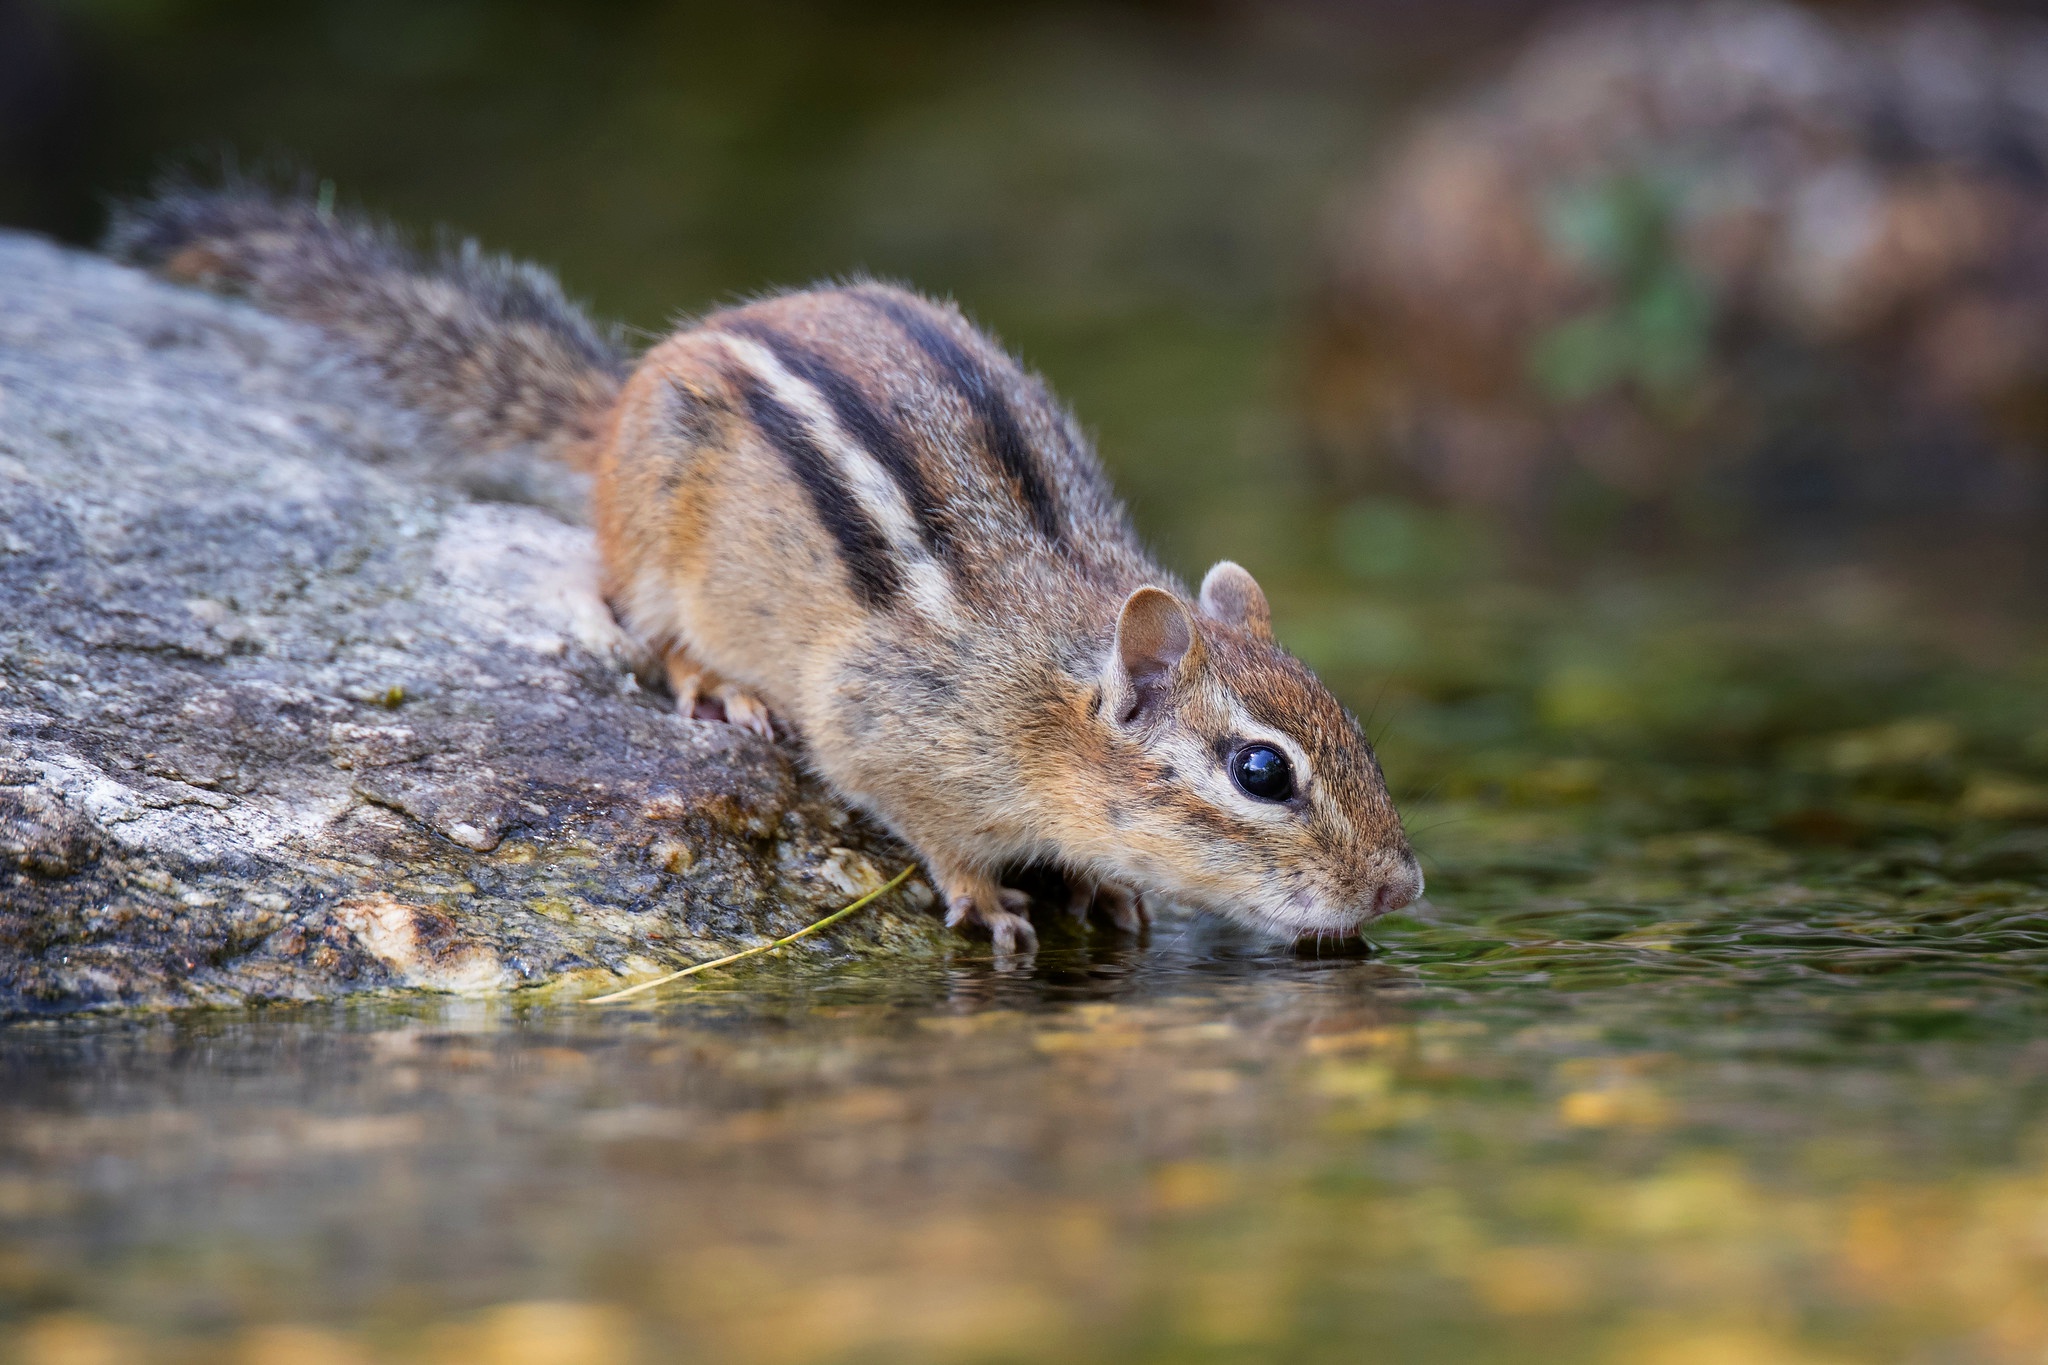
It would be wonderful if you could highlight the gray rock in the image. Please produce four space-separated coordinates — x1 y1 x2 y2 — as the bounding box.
0 231 945 1017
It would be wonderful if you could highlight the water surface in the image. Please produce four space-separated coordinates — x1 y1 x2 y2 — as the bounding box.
6 825 2048 1365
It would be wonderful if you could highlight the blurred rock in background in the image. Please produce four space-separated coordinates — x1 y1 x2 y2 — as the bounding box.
1308 1 2048 550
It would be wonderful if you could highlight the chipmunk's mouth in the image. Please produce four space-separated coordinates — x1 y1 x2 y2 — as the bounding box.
1203 871 1417 940
1269 889 1374 935
1261 865 1422 937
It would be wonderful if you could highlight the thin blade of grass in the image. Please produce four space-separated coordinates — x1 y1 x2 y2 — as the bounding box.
582 864 916 1005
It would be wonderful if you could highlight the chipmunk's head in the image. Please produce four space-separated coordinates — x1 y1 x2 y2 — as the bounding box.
1083 562 1421 939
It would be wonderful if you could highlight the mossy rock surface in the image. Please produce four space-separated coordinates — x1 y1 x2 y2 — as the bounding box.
0 232 943 1017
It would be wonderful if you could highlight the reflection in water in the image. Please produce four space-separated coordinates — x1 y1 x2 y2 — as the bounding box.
4 883 2046 1364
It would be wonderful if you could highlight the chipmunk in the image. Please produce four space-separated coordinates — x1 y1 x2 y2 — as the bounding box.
109 183 1423 957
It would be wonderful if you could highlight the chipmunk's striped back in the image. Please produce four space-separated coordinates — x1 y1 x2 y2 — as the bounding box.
678 285 1156 614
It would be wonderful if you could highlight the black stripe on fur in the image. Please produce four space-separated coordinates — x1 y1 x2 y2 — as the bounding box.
723 318 961 569
727 367 904 610
856 291 1065 545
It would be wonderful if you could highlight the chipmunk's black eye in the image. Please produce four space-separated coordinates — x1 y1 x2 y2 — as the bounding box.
1231 744 1293 802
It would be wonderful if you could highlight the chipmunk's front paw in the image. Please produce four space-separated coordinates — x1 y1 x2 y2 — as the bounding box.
1066 878 1149 935
942 879 1038 962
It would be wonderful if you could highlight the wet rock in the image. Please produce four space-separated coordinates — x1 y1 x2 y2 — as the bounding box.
1309 1 2048 545
0 231 942 1017
0 784 101 878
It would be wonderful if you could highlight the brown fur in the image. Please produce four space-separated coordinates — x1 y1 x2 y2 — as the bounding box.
114 185 1422 955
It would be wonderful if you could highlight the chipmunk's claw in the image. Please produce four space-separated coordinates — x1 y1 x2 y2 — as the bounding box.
1066 878 1148 935
713 684 775 739
667 659 706 718
987 909 1038 960
666 649 775 738
1101 885 1147 935
944 884 1039 962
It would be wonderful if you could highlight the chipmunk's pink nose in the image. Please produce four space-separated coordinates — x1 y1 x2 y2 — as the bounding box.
1369 859 1424 919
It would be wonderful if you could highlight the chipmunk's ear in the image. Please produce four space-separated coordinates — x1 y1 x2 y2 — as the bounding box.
1108 586 1201 724
1198 561 1272 639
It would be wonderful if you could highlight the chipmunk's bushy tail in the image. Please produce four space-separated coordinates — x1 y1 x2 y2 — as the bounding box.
107 178 627 470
